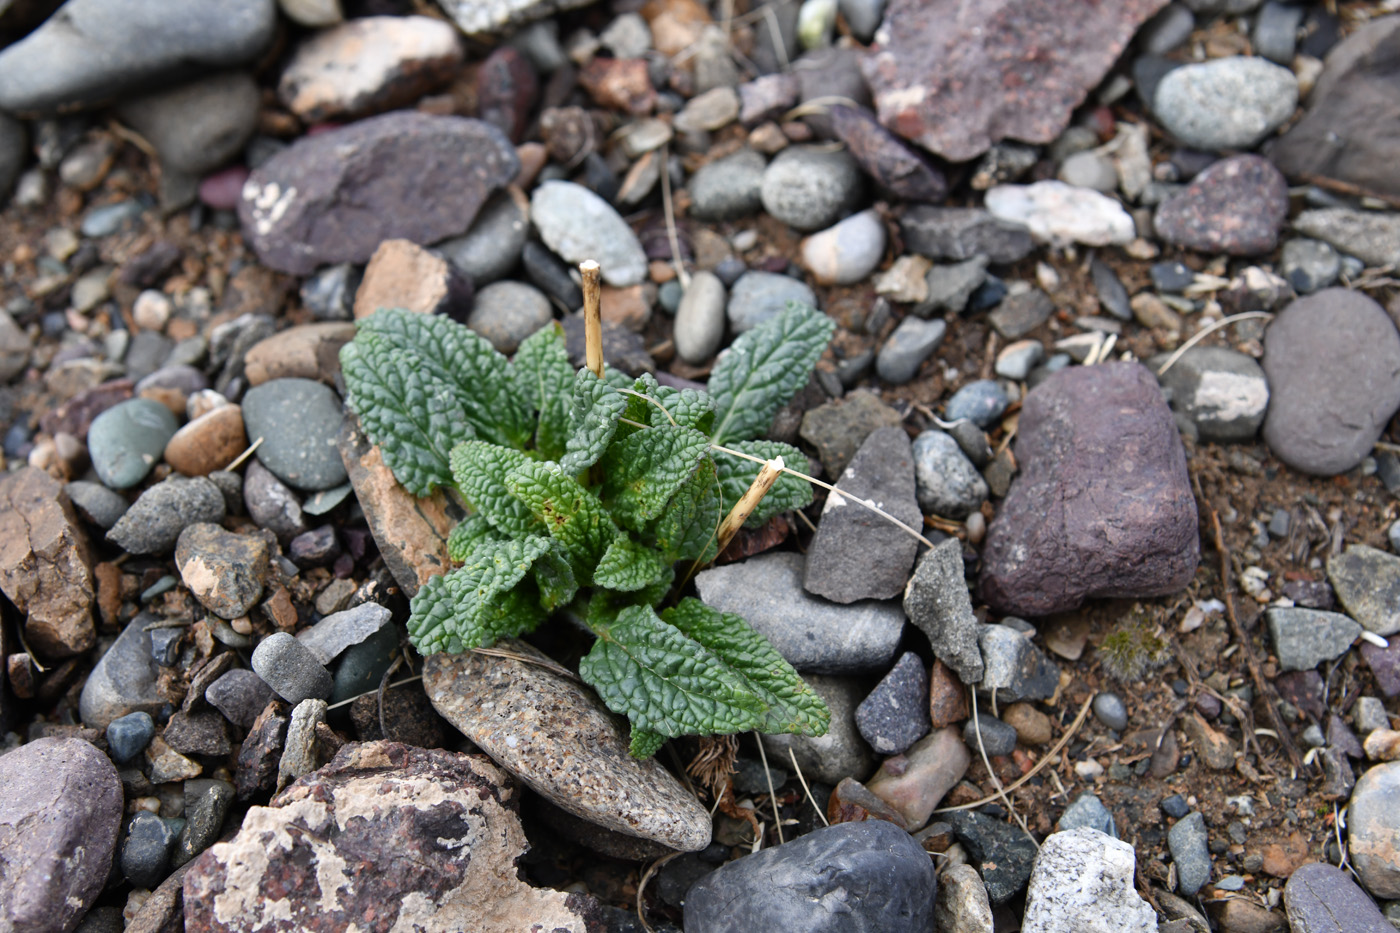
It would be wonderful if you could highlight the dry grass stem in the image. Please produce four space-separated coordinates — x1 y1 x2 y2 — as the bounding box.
226 435 265 472
580 260 603 378
714 457 784 554
1155 311 1274 377
754 731 783 845
787 747 829 827
325 675 423 711
658 144 690 288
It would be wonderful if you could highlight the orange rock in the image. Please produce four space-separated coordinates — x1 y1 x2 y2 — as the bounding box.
353 239 463 320
165 406 247 476
1260 831 1310 878
600 284 651 332
928 658 969 728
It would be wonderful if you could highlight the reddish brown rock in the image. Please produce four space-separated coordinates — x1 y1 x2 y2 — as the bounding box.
579 58 655 115
860 0 1168 162
827 775 911 829
979 362 1199 616
1286 861 1394 932
1154 155 1290 256
928 659 970 728
243 322 357 386
165 405 246 476
476 46 538 144
0 467 95 659
352 238 472 321
185 742 600 933
38 378 134 438
865 727 972 828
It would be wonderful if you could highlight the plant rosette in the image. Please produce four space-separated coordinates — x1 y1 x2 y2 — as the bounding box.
340 301 836 757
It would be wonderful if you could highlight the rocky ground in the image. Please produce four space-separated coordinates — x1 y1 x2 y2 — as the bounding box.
0 0 1399 931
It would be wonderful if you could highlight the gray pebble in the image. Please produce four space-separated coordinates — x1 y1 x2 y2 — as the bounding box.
726 270 817 334
1168 811 1211 895
531 180 647 287
297 602 393 666
1090 258 1132 321
243 459 307 541
106 711 155 764
674 271 726 363
876 316 945 384
87 398 178 489
963 713 1017 757
1058 793 1117 837
81 200 144 238
1266 607 1362 672
917 256 988 316
106 476 226 556
242 378 349 491
689 149 765 222
1280 238 1340 294
1139 3 1194 55
1160 794 1189 819
173 779 234 869
1153 57 1298 151
1253 0 1305 64
66 480 130 529
1059 151 1117 193
759 145 863 232
467 280 553 354
330 623 400 705
205 669 275 729
300 263 360 321
437 190 529 286
944 379 1009 427
979 624 1059 702
1355 696 1390 735
854 652 930 756
1092 692 1129 731
121 811 177 889
912 429 987 520
251 632 333 705
994 340 1045 382
1154 346 1269 442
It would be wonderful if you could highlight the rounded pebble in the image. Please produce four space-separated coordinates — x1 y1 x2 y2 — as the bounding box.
912 429 988 520
65 480 131 529
964 713 1017 757
1280 238 1340 294
87 398 179 489
995 339 1045 381
164 404 246 476
759 145 863 232
688 148 765 222
530 180 648 287
241 378 350 491
1153 56 1298 151
799 208 886 285
106 711 156 763
726 270 817 334
674 271 727 363
1092 692 1129 731
250 632 334 705
876 316 945 384
944 379 1009 427
467 280 554 354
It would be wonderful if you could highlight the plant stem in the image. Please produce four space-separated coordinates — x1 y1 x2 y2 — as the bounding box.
715 457 784 555
580 260 604 378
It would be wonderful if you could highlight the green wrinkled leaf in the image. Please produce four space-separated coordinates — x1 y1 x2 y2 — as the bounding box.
712 439 812 528
593 535 671 592
357 308 533 449
651 385 715 434
447 513 501 563
708 302 835 444
506 459 617 577
616 373 661 440
661 598 829 737
629 729 667 759
510 323 575 461
406 537 553 654
559 369 628 474
579 605 764 743
532 540 578 611
450 441 543 538
341 334 473 497
600 423 711 533
647 457 722 565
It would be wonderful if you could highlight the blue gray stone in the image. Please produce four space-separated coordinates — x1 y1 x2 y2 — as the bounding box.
205 669 274 729
978 624 1058 702
1266 607 1362 672
106 476 226 555
963 713 1016 757
689 149 766 222
683 821 936 933
726 271 817 334
329 623 401 705
1092 692 1129 731
1058 793 1117 837
106 711 156 763
251 632 333 704
87 398 178 489
1153 56 1298 151
467 281 553 355
437 190 529 285
943 808 1037 904
121 811 177 889
674 271 727 364
81 201 145 238
1168 811 1211 895
854 652 929 756
242 378 349 491
944 380 1009 428
65 480 130 530
79 616 165 730
912 430 987 520
298 602 393 666
1280 239 1340 295
876 316 944 385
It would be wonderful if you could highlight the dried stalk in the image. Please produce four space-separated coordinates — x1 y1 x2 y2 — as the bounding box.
715 457 784 555
580 260 603 378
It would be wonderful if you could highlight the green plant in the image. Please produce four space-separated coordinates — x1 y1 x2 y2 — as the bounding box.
1098 611 1170 682
340 302 835 757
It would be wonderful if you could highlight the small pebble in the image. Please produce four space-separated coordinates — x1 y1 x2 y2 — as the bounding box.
1160 794 1190 819
467 281 553 355
106 711 156 764
944 379 1008 427
250 632 333 705
963 713 1017 757
1093 692 1129 731
876 316 945 385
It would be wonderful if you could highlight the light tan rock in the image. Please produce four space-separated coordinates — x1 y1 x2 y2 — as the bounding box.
353 239 466 321
866 726 971 828
244 322 356 386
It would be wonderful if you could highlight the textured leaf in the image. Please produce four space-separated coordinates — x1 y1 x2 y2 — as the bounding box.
651 385 715 434
505 459 617 577
593 535 671 592
708 302 835 444
713 439 813 528
406 537 553 654
450 441 543 538
559 369 627 474
647 457 722 565
600 423 711 533
358 308 533 449
532 541 578 611
510 322 575 460
341 334 474 497
447 513 501 563
629 729 668 759
579 605 765 740
662 599 830 737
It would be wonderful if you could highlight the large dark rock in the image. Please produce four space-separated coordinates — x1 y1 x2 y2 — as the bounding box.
860 0 1168 162
980 361 1199 616
238 112 518 275
1284 861 1393 932
1154 155 1290 256
683 820 937 933
185 742 601 932
0 737 123 933
803 427 921 603
899 206 1033 264
1262 288 1400 476
943 809 1038 904
1269 16 1400 201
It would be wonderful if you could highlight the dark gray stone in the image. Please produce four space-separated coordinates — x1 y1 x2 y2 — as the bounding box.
1263 289 1400 476
696 552 904 674
243 459 307 540
978 624 1058 702
116 71 260 181
689 148 766 222
875 317 944 385
288 525 339 567
1280 239 1341 294
174 779 235 870
87 398 178 490
330 623 400 705
106 476 226 556
1168 812 1211 896
106 711 156 763
1328 545 1400 637
1161 794 1189 819
829 104 946 203
205 669 274 730
980 362 1199 616
912 430 987 520
904 539 983 684
0 113 28 202
1154 346 1269 442
437 191 529 286
963 713 1016 757
239 112 518 275
854 652 929 756
251 632 333 705
1291 208 1400 268
1091 258 1132 321
65 480 130 530
300 264 360 322
916 256 988 317
1267 607 1363 671
1351 761 1400 898
0 738 123 932
803 427 921 603
1285 860 1393 932
121 811 176 889
242 378 349 491
683 821 936 933
727 270 818 334
79 616 165 730
761 675 874 785
943 808 1037 904
988 289 1054 340
899 206 1033 263
798 390 904 480
522 240 583 310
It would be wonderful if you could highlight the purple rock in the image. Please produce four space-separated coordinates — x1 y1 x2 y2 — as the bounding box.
476 46 537 144
830 104 947 203
238 112 518 275
0 737 123 933
1154 155 1290 256
1285 861 1393 932
1361 638 1400 698
979 361 1199 616
1276 670 1325 721
855 652 931 756
860 0 1168 162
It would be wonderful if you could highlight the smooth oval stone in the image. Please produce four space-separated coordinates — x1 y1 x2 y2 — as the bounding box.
726 270 818 334
467 280 553 354
1153 56 1298 151
242 378 349 491
437 190 529 285
79 615 165 730
674 270 727 364
423 639 711 852
530 180 647 287
1349 760 1400 898
801 208 886 286
759 145 864 232
87 398 179 489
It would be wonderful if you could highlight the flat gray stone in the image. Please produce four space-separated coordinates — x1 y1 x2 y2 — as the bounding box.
531 180 647 287
1167 812 1211 896
727 270 818 334
251 632 333 704
697 552 904 675
1328 545 1400 637
1285 860 1393 932
978 624 1058 702
242 378 349 491
876 316 945 384
1267 607 1362 671
296 602 393 665
1154 346 1269 442
1292 208 1400 269
904 539 984 683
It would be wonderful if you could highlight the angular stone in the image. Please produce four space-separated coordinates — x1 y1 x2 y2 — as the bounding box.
928 659 969 729
854 652 930 756
0 467 95 660
1292 208 1400 268
296 602 392 665
696 552 904 674
162 710 231 757
1154 155 1290 256
1182 712 1236 770
827 776 911 829
1285 861 1393 933
798 391 904 480
175 524 270 620
865 727 971 828
1168 811 1212 896
78 616 164 730
861 0 1168 162
107 476 229 556
423 640 711 852
980 362 1199 616
804 427 921 603
904 540 983 683
829 104 946 203
234 700 288 800
978 624 1058 702
239 112 518 275
985 181 1135 247
1266 607 1362 671
683 821 936 933
944 809 1038 904
1329 545 1400 637
185 742 597 933
1022 828 1156 933
276 698 328 791
1154 346 1269 442
899 206 1033 264
1264 289 1400 475
935 864 994 933
353 239 471 323
0 737 123 933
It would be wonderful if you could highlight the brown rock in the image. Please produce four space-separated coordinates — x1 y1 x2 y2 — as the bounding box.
865 727 972 828
599 284 651 332
1154 155 1290 256
578 58 655 115
477 46 538 144
38 378 133 439
0 467 95 660
126 862 193 933
243 322 357 386
352 238 472 321
1002 702 1053 745
1260 831 1310 878
827 775 911 830
338 419 455 597
162 710 232 757
861 0 1168 162
185 742 599 933
829 104 947 203
928 658 969 728
1182 712 1237 771
235 700 288 800
175 524 271 620
165 405 246 476
1364 728 1400 761
979 361 1199 616
1211 899 1286 933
